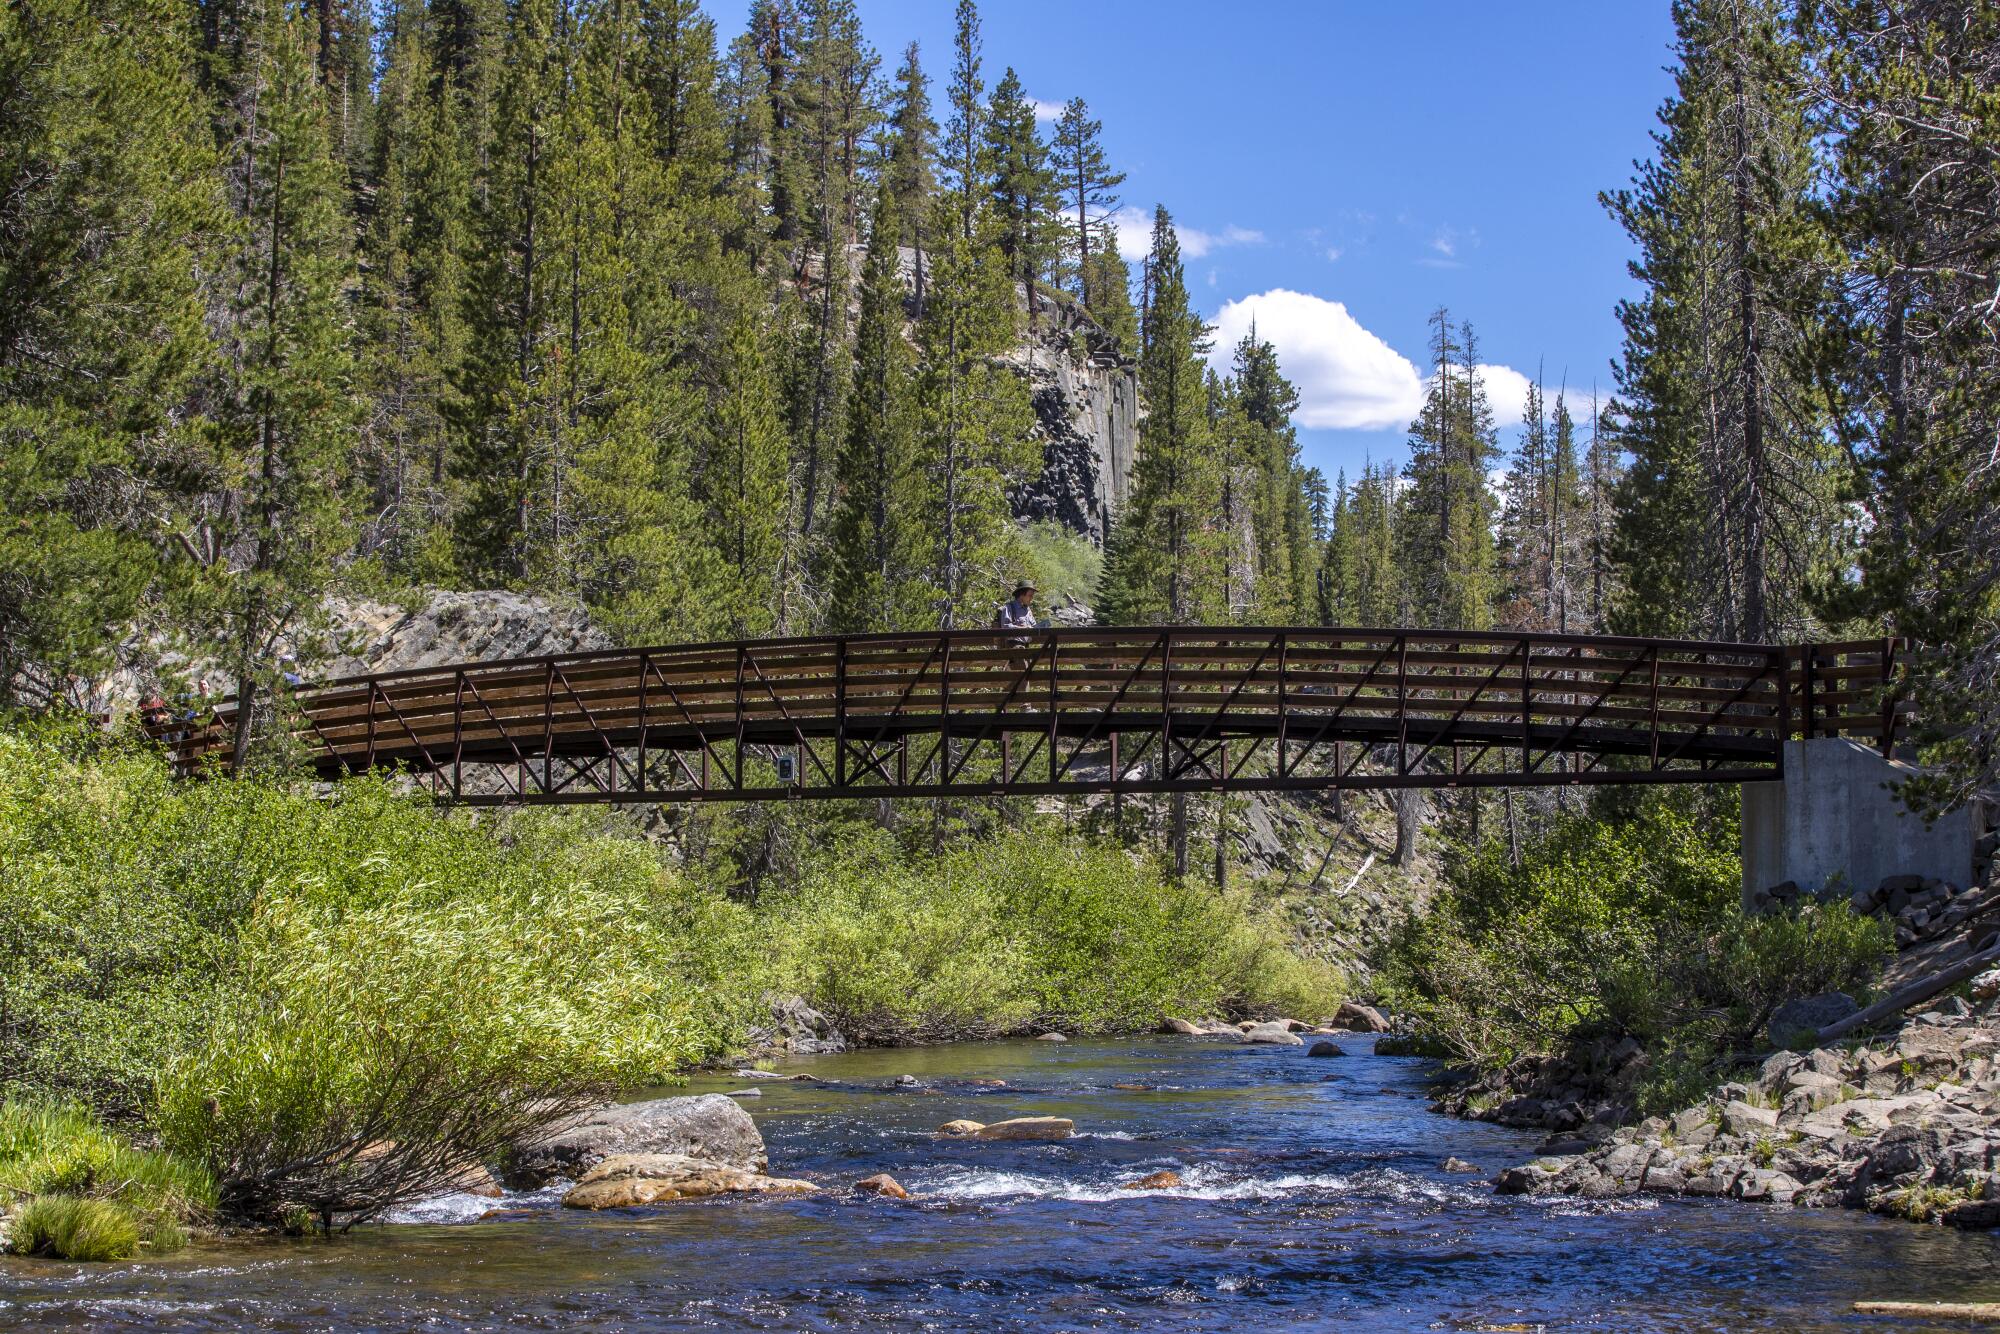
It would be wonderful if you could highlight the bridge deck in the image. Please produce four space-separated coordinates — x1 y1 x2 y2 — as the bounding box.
160 627 1905 803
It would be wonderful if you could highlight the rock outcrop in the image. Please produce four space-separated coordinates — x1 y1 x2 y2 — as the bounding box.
505 1093 766 1188
1000 291 1139 548
742 993 847 1058
1488 999 2000 1228
321 589 610 678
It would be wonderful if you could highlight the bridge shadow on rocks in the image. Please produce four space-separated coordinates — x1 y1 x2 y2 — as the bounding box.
159 627 1903 805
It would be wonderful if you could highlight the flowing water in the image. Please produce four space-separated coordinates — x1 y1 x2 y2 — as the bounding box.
6 1035 2000 1331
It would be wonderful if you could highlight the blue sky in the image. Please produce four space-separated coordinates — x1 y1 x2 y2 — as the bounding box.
719 1 1681 481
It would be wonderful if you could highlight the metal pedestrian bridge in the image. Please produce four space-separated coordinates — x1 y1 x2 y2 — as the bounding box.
158 627 1904 804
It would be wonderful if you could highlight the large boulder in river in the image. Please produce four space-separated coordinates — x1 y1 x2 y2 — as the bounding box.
506 1094 765 1188
560 1154 816 1209
1332 1002 1391 1033
1242 1022 1305 1046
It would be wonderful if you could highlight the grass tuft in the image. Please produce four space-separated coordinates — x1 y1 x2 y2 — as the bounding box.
11 1195 142 1261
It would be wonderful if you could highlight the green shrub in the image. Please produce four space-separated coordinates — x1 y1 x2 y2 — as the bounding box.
1014 520 1104 606
1 725 1345 1231
1380 788 1890 1098
769 828 1343 1043
153 831 766 1229
10 1195 142 1261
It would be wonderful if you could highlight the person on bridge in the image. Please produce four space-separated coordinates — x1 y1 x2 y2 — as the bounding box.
995 580 1038 632
995 580 1038 670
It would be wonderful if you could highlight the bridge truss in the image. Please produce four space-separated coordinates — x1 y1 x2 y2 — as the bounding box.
163 628 1904 805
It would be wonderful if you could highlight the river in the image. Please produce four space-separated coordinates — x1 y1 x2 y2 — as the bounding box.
5 1035 1999 1331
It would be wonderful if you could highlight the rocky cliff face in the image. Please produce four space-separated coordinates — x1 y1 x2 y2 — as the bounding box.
319 589 610 678
1001 289 1140 547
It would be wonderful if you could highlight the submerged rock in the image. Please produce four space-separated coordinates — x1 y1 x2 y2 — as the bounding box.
1441 1157 1481 1174
1121 1170 1183 1190
506 1094 765 1188
560 1153 816 1209
855 1173 911 1200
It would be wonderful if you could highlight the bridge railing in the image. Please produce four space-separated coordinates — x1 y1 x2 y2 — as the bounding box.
152 627 1907 801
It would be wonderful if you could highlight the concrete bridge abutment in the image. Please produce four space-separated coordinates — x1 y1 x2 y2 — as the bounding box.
1741 738 1988 909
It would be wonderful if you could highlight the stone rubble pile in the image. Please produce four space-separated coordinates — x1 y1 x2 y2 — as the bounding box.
1492 986 2000 1228
1752 872 1997 950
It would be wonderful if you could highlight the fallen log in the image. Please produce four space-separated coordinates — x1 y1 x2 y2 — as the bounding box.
1853 1300 2000 1321
1817 942 2000 1045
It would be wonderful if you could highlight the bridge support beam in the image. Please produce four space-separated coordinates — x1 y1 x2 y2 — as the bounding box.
1741 739 1986 908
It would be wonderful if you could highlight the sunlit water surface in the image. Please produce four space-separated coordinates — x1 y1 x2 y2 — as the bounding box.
5 1035 1999 1331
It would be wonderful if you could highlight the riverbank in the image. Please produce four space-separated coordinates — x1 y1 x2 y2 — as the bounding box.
13 1035 2000 1332
1473 982 2000 1227
0 725 1343 1255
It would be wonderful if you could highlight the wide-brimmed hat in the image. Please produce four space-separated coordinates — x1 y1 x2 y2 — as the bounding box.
1013 580 1037 596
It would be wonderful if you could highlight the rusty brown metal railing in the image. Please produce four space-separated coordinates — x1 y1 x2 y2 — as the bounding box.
155 628 1906 804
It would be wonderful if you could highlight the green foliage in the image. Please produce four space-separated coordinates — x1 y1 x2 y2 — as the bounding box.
1015 521 1103 607
3 726 1341 1227
1380 788 1891 1100
0 727 767 1223
153 866 755 1226
0 1100 212 1257
10 1195 141 1262
1397 311 1501 630
768 826 1344 1044
0 0 216 702
1099 207 1227 624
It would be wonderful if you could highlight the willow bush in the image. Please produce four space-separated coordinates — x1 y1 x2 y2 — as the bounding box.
770 828 1344 1044
1379 788 1891 1103
2 724 1342 1230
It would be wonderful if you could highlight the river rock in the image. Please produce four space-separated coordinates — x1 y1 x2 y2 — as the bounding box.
560 1153 816 1209
1243 1022 1305 1046
937 1116 1073 1141
1121 1170 1182 1190
1036 1032 1069 1042
1160 1017 1204 1035
856 1173 910 1199
1333 1002 1391 1033
506 1094 766 1188
1307 1041 1346 1057
977 1117 1074 1141
1441 1157 1481 1174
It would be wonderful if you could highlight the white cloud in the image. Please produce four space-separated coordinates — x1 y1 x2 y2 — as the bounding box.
1207 289 1426 432
1110 207 1264 262
1029 97 1064 123
1324 246 1344 263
